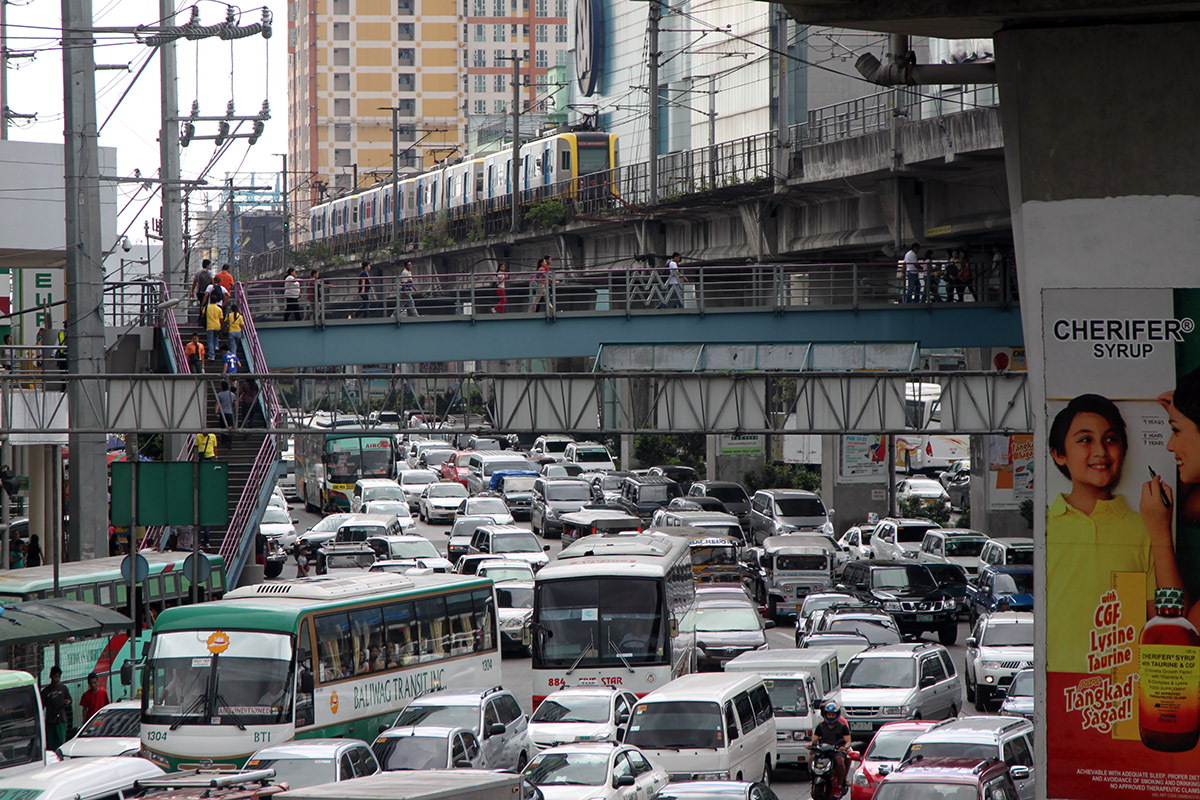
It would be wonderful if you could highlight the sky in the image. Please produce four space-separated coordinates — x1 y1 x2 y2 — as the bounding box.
4 0 289 248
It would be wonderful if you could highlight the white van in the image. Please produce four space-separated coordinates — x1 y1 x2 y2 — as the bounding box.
0 757 163 800
563 441 616 472
722 648 842 705
351 478 405 513
623 673 777 783
724 656 821 769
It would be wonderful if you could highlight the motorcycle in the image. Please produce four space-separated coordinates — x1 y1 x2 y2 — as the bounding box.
809 742 853 800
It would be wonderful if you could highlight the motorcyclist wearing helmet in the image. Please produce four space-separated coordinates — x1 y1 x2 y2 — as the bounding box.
811 701 852 796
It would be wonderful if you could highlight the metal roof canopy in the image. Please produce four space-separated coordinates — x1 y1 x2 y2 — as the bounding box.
0 599 131 646
595 343 921 372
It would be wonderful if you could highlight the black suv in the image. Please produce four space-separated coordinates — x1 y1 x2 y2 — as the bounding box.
614 475 683 522
838 560 959 645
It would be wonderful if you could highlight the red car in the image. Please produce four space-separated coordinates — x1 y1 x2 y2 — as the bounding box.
440 450 474 487
849 720 939 800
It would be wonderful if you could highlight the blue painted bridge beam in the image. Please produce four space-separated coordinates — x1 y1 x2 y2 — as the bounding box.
254 305 1024 369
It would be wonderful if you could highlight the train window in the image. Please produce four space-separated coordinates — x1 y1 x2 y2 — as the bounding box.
561 151 570 171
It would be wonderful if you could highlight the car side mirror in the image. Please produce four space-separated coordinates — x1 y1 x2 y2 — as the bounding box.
856 583 868 592
615 776 636 788
445 530 452 536
543 545 551 551
489 723 507 736
618 713 630 724
847 749 860 762
763 620 776 629
920 676 936 688
669 618 679 637
1009 766 1031 781
965 637 978 648
120 661 134 686
878 764 892 777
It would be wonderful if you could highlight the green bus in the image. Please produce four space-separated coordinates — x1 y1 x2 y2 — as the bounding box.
0 670 45 778
0 552 226 714
139 571 500 770
295 420 396 513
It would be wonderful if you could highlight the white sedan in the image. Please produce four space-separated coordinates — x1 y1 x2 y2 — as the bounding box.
896 477 951 509
260 505 299 549
524 743 669 800
58 701 141 758
460 495 515 525
419 482 469 523
363 499 418 533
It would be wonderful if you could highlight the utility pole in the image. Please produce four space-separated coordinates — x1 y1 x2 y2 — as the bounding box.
774 6 790 192
1 0 7 140
647 0 661 205
61 0 108 562
227 177 236 271
158 0 183 290
281 154 289 272
510 54 521 233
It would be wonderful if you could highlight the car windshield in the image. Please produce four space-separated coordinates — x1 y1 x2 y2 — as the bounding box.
394 703 478 733
982 622 1033 646
246 758 336 790
78 707 139 738
486 461 532 475
423 451 453 467
777 554 828 571
832 621 901 645
872 566 936 590
481 566 534 582
842 656 915 689
907 482 945 496
497 585 534 609
801 595 854 617
430 483 468 498
639 484 681 503
327 552 375 569
873 783 979 800
599 475 625 491
1003 547 1034 566
502 477 537 492
373 734 447 771
468 498 510 515
525 752 609 786
388 540 439 558
494 533 541 553
994 573 1034 594
575 449 611 463
775 498 825 516
863 728 926 761
691 545 738 568
695 606 761 633
543 440 571 453
262 508 291 525
1008 672 1034 697
925 564 968 585
309 514 352 533
547 485 590 502
761 677 808 717
337 526 378 541
451 517 492 536
703 486 748 504
905 741 998 761
402 472 437 486
944 539 987 557
625 701 722 750
366 487 405 501
897 524 939 543
531 695 610 724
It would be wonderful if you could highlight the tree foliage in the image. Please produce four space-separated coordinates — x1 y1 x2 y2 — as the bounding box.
742 463 821 494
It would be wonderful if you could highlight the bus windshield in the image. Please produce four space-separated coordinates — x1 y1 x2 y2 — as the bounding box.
535 578 666 667
144 630 293 726
690 545 737 568
0 682 42 770
324 437 393 483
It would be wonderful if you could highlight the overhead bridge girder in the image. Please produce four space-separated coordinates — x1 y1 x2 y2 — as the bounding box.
0 371 1030 435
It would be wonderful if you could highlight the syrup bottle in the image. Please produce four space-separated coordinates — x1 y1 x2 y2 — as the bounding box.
1139 587 1200 751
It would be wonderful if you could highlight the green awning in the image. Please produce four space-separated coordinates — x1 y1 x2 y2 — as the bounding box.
0 600 132 646
0 608 77 646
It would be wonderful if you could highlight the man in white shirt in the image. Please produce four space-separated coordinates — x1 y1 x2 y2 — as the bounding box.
658 252 685 309
903 243 921 303
283 267 301 320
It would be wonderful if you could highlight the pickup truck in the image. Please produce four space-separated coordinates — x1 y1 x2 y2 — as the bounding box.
968 565 1034 624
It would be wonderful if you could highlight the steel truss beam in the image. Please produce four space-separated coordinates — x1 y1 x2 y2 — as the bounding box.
0 371 1030 435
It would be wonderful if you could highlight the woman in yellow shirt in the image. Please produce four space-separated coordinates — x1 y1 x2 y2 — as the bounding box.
205 299 224 359
225 305 245 356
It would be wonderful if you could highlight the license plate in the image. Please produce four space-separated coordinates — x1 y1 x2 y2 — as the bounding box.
914 614 935 622
850 721 872 732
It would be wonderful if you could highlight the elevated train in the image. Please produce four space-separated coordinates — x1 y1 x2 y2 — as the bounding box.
308 129 618 241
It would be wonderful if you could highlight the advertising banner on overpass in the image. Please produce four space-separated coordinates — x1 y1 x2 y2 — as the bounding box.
1044 288 1200 798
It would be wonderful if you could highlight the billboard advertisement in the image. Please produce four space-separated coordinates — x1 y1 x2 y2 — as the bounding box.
1044 288 1200 798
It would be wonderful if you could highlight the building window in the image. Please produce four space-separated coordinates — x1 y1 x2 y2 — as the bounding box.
334 148 351 167
494 74 506 93
333 47 350 66
474 49 487 66
332 0 347 13
473 74 487 93
493 24 506 42
555 0 565 15
334 98 350 116
333 73 350 91
334 124 351 142
492 50 506 67
556 48 568 66
397 99 415 115
535 0 547 15
397 73 416 90
523 48 529 61
493 99 507 114
472 0 485 13
475 24 486 41
535 24 547 42
397 124 415 139
398 47 415 66
397 22 415 40
523 99 531 111
334 174 351 190
535 48 547 67
333 22 349 40
493 0 504 15
522 24 529 38
398 0 414 14
555 24 567 42
474 99 487 113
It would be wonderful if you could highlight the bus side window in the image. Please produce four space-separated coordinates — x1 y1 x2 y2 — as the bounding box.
383 602 418 667
350 607 385 674
296 619 315 728
446 592 475 655
416 596 449 661
314 612 353 681
472 589 496 651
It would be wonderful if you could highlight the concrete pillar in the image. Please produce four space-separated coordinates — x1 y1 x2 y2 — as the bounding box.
994 20 1200 800
27 446 44 553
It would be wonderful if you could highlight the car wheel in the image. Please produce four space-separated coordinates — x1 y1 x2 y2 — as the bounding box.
762 758 772 787
767 597 778 622
264 562 282 579
531 517 540 536
938 623 958 646
975 687 990 712
516 752 528 771
965 666 976 703
949 704 959 718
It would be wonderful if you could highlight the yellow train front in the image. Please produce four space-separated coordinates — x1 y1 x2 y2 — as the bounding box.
521 130 618 207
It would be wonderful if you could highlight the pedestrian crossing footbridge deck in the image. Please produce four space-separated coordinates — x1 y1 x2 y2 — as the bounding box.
243 263 1024 369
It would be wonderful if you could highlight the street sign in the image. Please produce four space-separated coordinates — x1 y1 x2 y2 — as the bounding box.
120 553 149 583
182 553 212 585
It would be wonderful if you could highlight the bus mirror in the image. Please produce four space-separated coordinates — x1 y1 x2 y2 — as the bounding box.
120 661 133 686
521 627 532 647
669 618 679 637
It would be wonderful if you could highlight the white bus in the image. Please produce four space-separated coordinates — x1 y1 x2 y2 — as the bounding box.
531 532 696 708
896 382 970 475
139 572 499 770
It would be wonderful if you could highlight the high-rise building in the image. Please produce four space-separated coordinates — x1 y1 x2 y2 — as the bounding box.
288 0 465 242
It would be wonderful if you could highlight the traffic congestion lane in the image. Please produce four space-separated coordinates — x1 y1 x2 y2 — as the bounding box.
284 496 991 800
